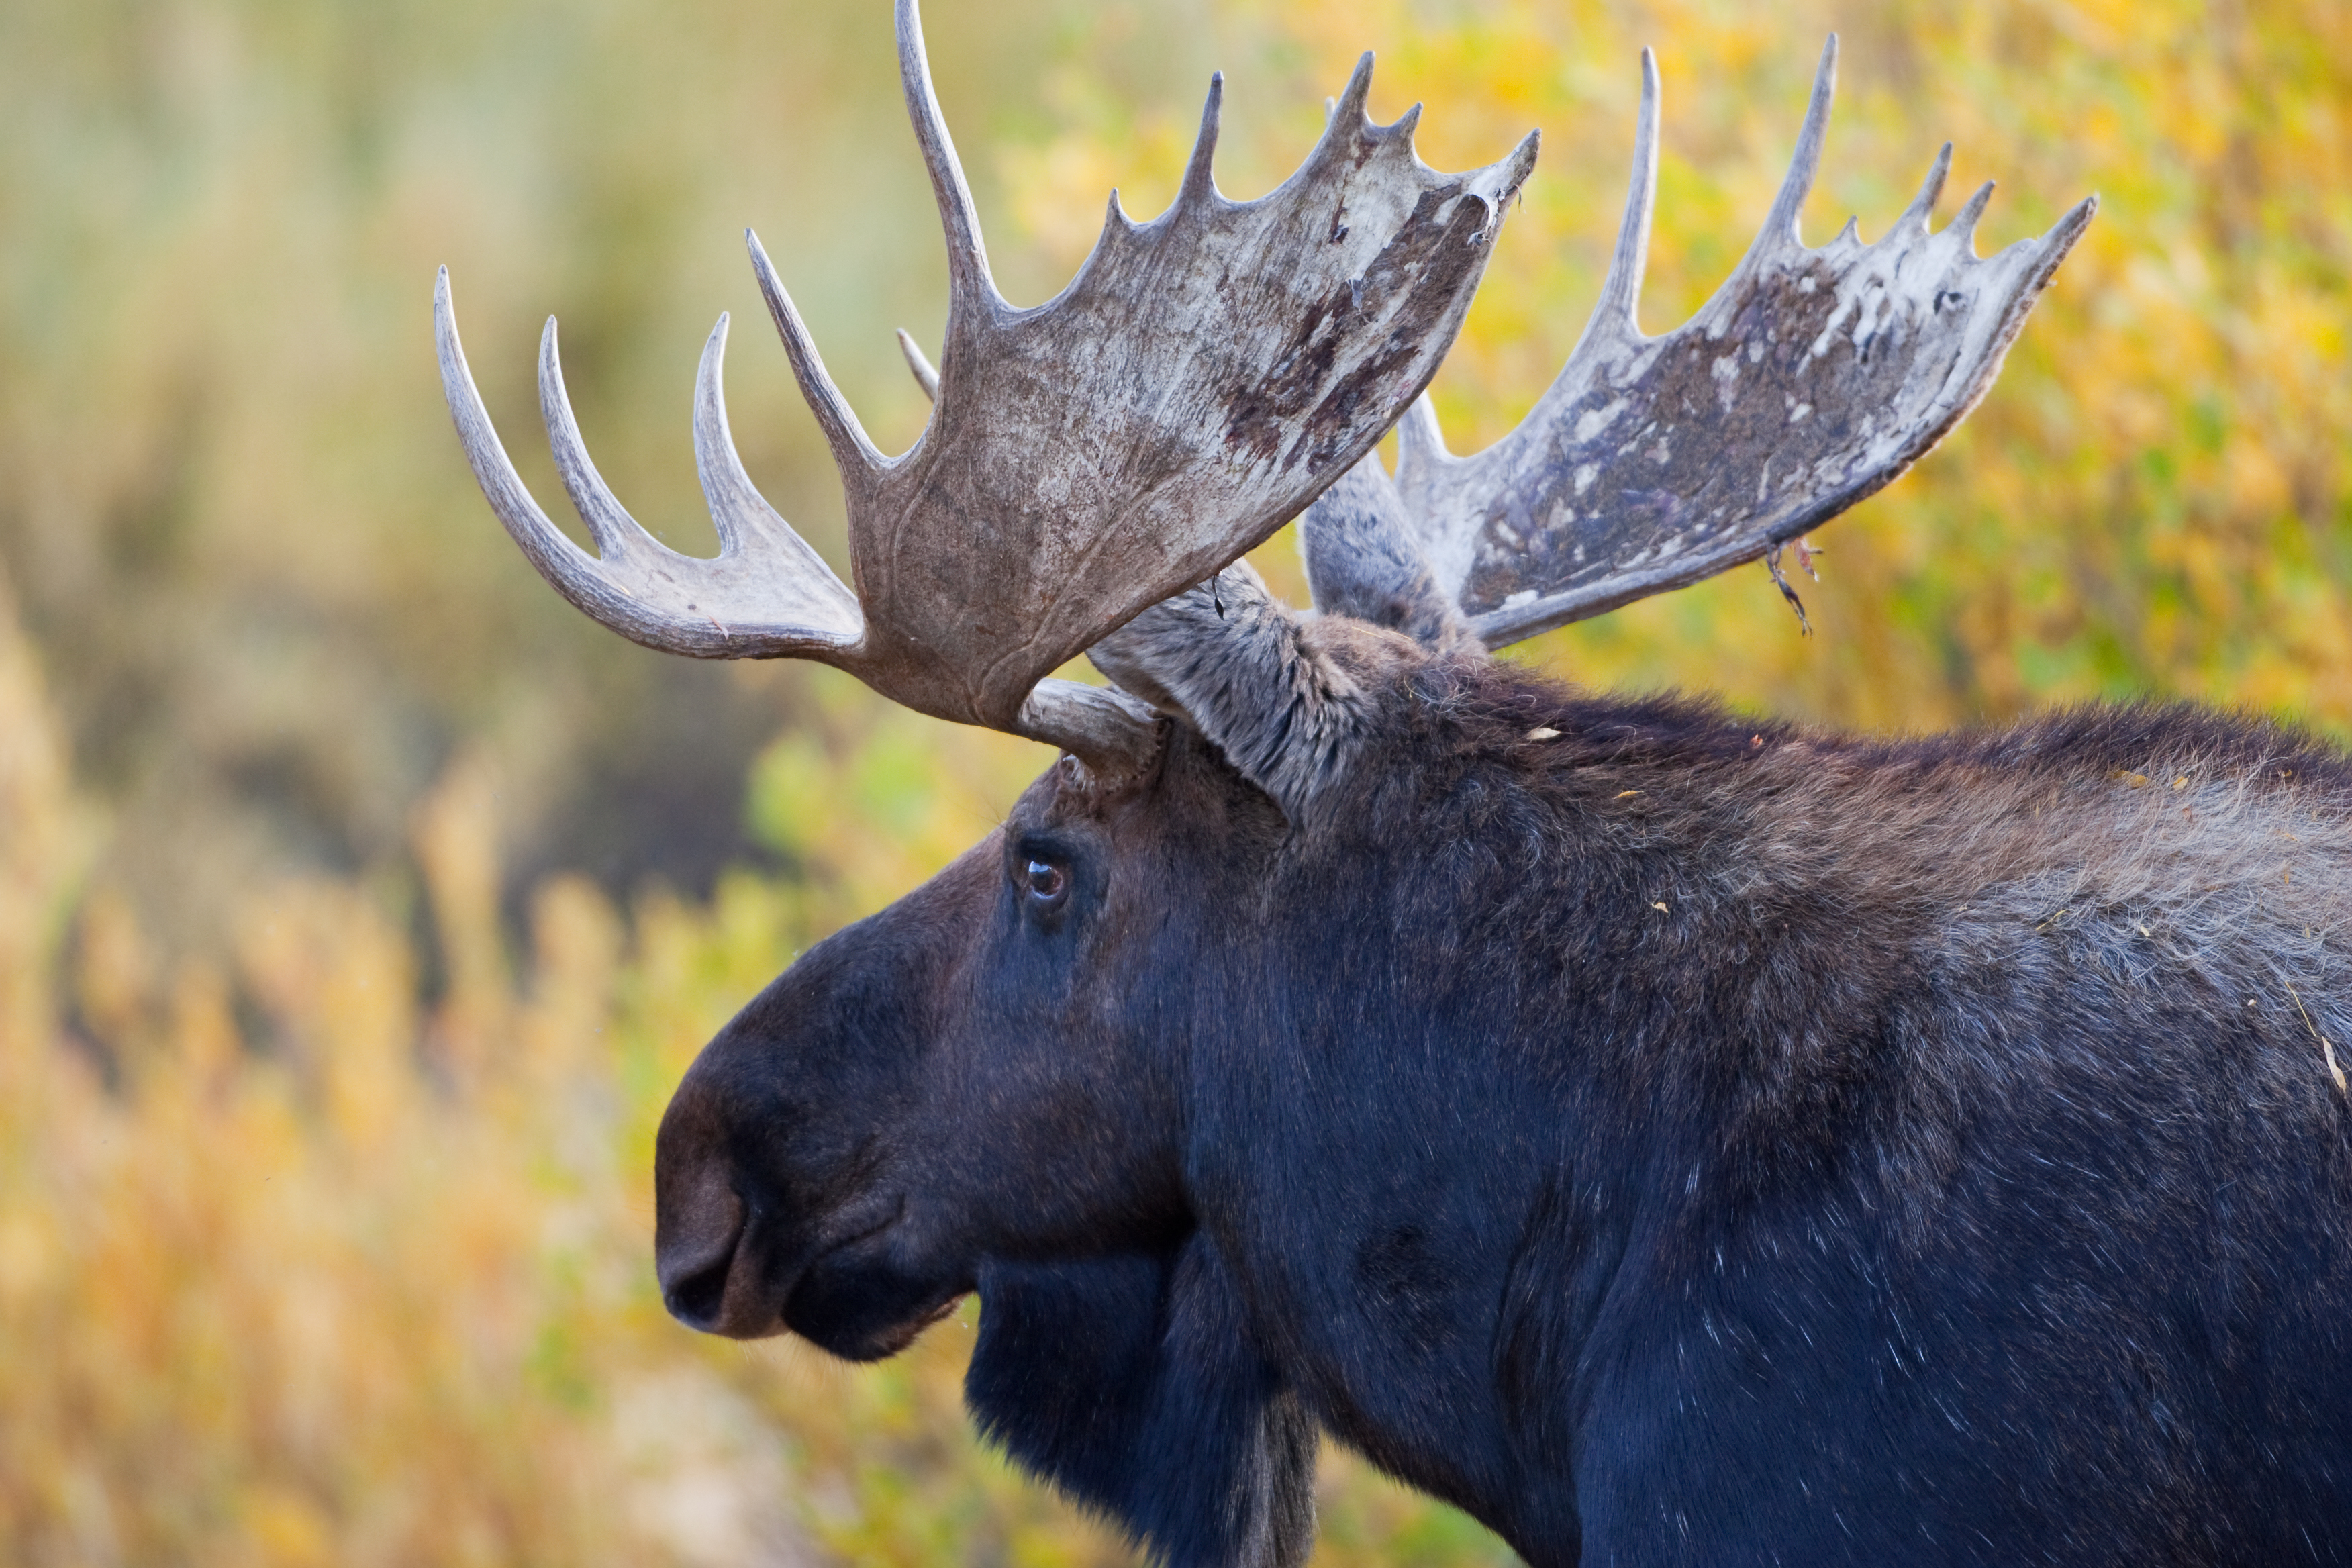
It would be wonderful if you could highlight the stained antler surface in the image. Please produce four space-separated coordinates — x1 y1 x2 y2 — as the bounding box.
438 0 1535 767
1311 39 2094 648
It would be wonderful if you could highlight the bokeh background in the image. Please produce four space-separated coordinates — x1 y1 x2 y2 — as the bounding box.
0 0 2345 1561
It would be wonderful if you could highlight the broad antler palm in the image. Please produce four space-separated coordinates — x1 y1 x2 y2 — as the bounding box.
437 0 1535 771
1304 39 2095 648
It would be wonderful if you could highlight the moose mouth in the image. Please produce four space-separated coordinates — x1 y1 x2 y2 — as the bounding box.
781 1208 972 1361
660 1199 967 1359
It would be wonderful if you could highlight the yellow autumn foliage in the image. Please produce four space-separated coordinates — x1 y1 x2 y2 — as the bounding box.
0 0 2345 1563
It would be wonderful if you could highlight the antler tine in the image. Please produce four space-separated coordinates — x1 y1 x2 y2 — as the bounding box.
895 0 999 321
1587 47 1661 343
1894 143 1955 238
691 314 861 620
895 329 941 403
1752 36 1837 260
1176 72 1224 210
1950 180 1996 251
746 230 888 477
436 270 619 583
1326 41 2092 653
1332 54 1375 129
689 317 754 554
539 316 664 560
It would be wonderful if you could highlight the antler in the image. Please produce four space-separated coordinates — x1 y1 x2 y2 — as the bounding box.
1306 38 2094 648
438 0 1536 769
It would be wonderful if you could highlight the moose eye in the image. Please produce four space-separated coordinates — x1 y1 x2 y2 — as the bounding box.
1023 859 1067 903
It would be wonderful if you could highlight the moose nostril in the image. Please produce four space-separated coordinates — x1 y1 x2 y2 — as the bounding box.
654 1165 747 1332
662 1248 736 1330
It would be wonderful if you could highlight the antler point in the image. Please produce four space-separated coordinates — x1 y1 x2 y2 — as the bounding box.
894 328 940 403
1895 144 1954 234
1951 179 1996 244
1336 52 1376 124
2039 194 2099 258
1181 72 1224 205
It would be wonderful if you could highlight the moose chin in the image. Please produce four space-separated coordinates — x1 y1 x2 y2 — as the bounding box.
437 2 2351 1563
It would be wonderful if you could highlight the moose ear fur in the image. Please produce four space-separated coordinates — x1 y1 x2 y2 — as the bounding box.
967 1234 1317 1568
1089 560 1403 821
1299 450 1482 654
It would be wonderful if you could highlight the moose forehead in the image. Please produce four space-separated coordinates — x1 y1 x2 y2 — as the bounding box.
1005 728 1288 873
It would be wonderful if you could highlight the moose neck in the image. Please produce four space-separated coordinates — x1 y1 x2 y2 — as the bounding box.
1173 654 1912 1552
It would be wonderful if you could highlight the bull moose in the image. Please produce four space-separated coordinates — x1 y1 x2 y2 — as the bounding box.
436 3 2352 1562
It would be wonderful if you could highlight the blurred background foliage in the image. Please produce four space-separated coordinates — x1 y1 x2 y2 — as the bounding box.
0 0 2345 1561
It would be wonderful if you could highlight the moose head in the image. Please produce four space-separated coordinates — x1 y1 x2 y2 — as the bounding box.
438 3 2107 1561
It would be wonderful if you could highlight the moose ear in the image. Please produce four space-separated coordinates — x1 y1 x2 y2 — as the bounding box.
1089 560 1398 822
967 1234 1317 1568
